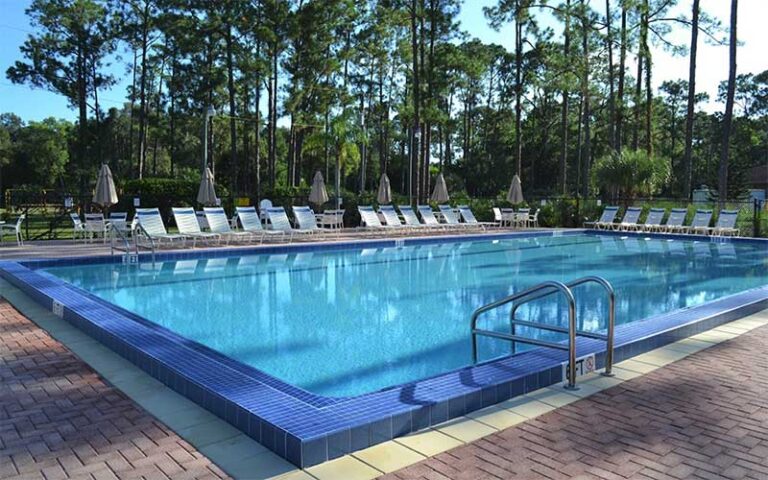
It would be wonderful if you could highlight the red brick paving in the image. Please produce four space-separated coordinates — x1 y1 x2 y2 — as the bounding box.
383 319 768 480
0 299 228 480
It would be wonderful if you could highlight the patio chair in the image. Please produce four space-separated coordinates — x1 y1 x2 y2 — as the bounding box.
686 209 713 235
417 205 448 230
613 207 643 231
458 205 496 230
639 208 665 232
526 209 540 228
492 207 503 227
84 213 109 243
235 206 285 242
204 207 260 244
135 208 187 247
708 210 739 236
438 205 475 230
70 213 86 241
0 214 25 246
109 212 131 236
584 206 619 230
514 208 530 228
500 208 515 227
320 209 344 230
661 208 688 233
292 206 324 233
172 207 222 247
264 207 314 242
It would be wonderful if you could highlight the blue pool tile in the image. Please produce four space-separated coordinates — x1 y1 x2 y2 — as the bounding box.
350 425 370 451
392 412 412 437
369 418 393 445
430 401 449 425
326 429 351 460
300 437 325 467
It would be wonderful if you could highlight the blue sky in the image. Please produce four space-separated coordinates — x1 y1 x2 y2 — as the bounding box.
1 0 766 123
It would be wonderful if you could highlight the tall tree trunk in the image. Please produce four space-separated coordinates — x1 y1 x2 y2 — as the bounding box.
410 0 421 204
559 0 571 194
268 46 278 189
632 54 642 150
718 0 738 204
76 42 88 195
683 0 700 199
642 0 652 155
514 0 523 178
225 24 238 195
128 49 137 177
605 0 616 150
169 57 176 177
581 0 591 197
254 41 262 201
137 2 150 179
616 4 627 149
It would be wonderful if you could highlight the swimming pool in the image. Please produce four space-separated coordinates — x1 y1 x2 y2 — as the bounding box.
41 233 768 398
1 230 766 467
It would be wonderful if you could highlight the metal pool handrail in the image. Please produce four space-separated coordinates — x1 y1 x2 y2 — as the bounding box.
510 276 616 376
471 281 579 389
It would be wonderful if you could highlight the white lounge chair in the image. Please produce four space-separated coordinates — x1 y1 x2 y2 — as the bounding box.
292 206 323 233
171 207 221 247
584 206 619 230
358 206 397 233
0 214 25 246
135 208 187 247
613 207 643 231
235 206 285 242
438 205 475 230
417 205 448 230
378 205 410 231
687 209 713 235
264 207 313 242
709 210 739 236
662 208 688 233
457 205 496 230
639 208 665 232
398 205 435 231
204 207 260 244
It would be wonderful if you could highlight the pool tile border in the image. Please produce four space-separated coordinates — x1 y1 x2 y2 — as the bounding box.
0 230 766 468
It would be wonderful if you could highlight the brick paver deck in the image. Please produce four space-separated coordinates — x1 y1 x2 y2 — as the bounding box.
0 299 228 480
383 320 768 480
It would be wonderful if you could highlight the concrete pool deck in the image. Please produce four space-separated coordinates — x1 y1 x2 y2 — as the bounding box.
3 272 768 479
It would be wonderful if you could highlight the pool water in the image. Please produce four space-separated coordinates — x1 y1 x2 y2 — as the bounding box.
44 234 768 397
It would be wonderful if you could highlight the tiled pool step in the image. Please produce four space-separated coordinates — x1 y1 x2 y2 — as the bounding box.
3 273 765 479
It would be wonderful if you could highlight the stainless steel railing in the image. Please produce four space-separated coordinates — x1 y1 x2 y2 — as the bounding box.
470 276 616 389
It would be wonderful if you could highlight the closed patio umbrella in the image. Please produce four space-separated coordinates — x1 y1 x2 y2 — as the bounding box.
308 171 329 206
507 174 524 204
430 173 450 204
197 167 217 206
376 173 392 204
93 163 118 208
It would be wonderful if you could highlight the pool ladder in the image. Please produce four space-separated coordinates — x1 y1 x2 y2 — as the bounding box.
470 276 615 390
